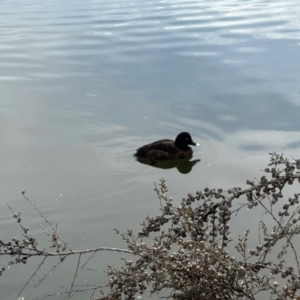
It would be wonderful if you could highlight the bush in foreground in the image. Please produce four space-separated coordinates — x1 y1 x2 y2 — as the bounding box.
1 153 300 300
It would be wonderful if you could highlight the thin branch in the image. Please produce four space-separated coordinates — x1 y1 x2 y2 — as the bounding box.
17 256 47 297
66 253 82 300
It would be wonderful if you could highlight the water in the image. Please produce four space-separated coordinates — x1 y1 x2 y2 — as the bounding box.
1 0 300 299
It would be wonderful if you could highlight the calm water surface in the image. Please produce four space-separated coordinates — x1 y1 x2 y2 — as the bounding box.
1 0 300 299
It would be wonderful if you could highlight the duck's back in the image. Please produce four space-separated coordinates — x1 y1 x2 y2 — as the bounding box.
135 139 175 156
135 139 192 160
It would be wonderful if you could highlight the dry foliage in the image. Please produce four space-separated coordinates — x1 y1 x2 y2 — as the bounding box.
1 153 300 300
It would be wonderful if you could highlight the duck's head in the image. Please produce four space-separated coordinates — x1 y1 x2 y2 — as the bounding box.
175 132 200 149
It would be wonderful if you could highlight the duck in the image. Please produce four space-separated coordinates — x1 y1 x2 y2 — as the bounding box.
134 132 200 160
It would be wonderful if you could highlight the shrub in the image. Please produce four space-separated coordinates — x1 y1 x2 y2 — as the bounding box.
2 153 300 300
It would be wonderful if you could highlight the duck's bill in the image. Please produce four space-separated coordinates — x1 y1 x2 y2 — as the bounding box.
192 142 201 147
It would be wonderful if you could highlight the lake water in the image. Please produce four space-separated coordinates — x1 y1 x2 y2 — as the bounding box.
1 0 300 299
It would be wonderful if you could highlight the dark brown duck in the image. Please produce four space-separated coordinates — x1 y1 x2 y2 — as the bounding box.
134 132 200 160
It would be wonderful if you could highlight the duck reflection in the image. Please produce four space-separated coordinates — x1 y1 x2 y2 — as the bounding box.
136 157 200 174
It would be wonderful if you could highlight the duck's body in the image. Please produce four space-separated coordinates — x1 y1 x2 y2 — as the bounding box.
134 132 200 161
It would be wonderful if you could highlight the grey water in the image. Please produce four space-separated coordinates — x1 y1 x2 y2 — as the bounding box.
1 0 300 299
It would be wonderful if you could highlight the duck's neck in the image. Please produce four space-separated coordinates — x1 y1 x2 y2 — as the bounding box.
175 141 189 149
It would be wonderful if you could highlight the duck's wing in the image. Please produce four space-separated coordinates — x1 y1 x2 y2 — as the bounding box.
135 139 177 157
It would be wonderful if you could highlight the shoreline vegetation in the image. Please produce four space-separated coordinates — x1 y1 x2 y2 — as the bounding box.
2 152 300 300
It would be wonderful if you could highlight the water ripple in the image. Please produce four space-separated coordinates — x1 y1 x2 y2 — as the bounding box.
0 0 299 80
